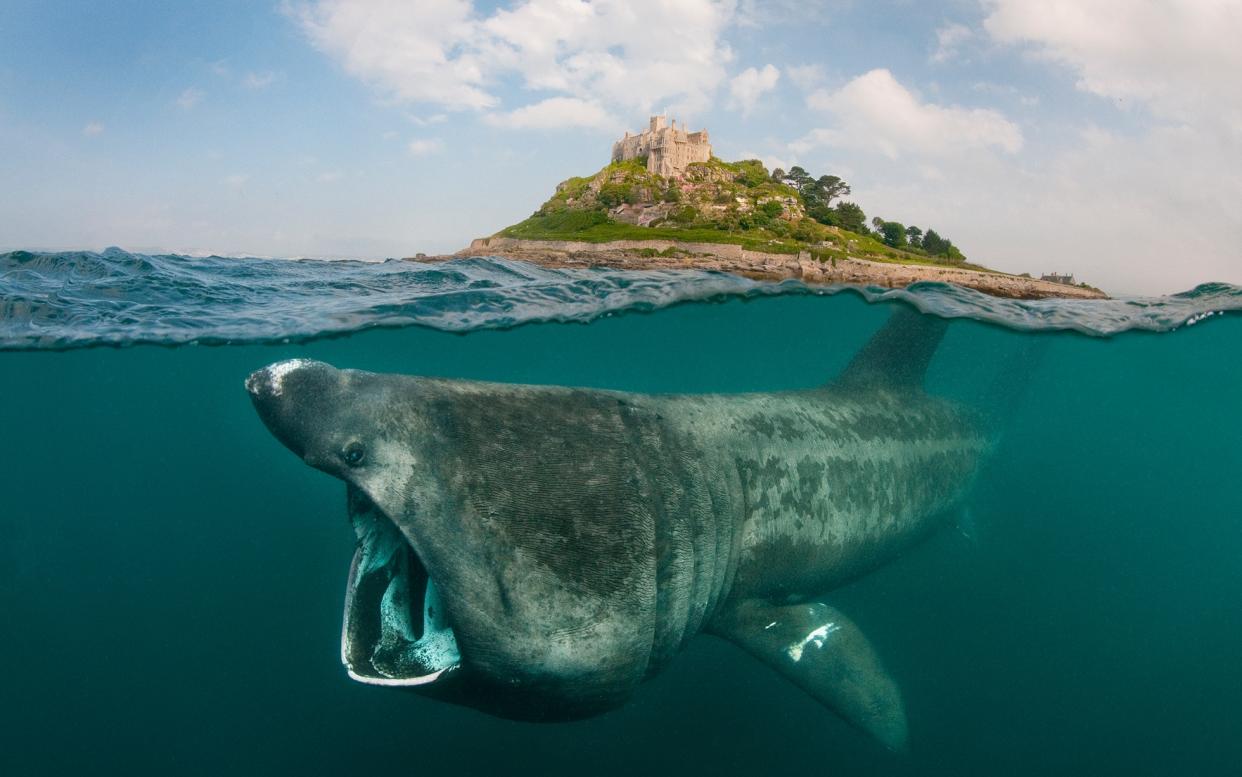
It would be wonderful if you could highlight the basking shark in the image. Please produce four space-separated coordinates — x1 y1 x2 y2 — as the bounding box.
246 309 996 751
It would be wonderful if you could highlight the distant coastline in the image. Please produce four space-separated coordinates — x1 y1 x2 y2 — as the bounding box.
411 237 1109 301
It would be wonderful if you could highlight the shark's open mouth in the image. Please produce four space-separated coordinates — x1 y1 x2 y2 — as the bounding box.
341 492 461 686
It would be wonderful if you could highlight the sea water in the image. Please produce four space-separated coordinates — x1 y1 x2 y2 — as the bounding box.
2 249 1240 775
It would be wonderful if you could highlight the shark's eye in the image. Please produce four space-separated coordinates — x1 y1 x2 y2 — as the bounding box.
341 441 366 467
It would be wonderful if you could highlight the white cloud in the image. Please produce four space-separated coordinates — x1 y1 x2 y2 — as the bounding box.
983 0 1242 129
971 80 1041 107
486 97 617 131
409 113 448 127
480 0 735 119
931 22 973 63
779 62 1240 291
801 69 1022 159
292 0 492 110
224 173 250 188
854 122 1241 294
786 63 826 92
291 0 735 121
82 121 104 136
728 64 780 117
242 71 280 89
407 137 444 156
735 0 840 27
176 88 204 110
948 0 1242 293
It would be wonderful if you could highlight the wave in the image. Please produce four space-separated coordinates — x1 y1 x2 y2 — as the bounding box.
1 248 1238 350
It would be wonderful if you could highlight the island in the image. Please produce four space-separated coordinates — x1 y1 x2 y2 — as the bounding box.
413 116 1106 301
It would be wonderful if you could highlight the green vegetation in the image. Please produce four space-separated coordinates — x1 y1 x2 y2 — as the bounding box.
867 217 967 262
497 155 986 270
502 215 808 254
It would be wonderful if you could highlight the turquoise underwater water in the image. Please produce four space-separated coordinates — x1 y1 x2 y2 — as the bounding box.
1 250 1241 775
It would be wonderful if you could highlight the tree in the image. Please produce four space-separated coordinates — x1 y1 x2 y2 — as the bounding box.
813 175 851 207
922 228 948 255
787 169 851 213
785 165 814 191
872 216 886 231
879 221 907 248
831 201 868 234
770 167 786 183
905 225 923 249
804 202 833 226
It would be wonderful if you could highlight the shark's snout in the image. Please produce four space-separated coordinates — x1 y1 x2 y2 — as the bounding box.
246 359 341 460
246 358 321 401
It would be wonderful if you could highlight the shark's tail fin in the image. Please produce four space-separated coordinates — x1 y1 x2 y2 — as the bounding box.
833 305 948 394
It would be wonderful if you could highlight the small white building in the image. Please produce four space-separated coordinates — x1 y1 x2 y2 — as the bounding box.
1041 272 1075 285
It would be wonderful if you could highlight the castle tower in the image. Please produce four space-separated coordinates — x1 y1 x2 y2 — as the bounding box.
612 116 712 178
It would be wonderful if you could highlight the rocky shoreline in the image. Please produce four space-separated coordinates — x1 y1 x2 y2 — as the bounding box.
412 237 1107 301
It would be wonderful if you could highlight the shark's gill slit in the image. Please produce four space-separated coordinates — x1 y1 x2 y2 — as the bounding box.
342 495 460 685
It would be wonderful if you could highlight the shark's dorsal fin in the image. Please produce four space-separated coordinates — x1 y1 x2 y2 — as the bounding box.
835 306 948 393
711 599 907 752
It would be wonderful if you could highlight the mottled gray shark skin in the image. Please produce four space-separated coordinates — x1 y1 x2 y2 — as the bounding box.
245 310 993 751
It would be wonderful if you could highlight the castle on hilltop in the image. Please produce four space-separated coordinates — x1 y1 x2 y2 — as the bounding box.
611 116 712 178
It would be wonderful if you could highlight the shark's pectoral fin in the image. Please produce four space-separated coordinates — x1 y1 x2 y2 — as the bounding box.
711 599 908 752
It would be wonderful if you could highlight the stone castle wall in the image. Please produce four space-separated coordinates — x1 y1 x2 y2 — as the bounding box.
611 116 711 178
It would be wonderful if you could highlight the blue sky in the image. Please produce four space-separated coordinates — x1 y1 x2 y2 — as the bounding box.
2 0 1238 294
